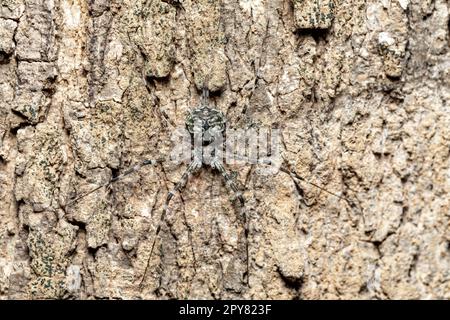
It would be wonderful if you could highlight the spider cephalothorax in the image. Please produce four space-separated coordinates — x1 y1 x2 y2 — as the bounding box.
185 95 226 145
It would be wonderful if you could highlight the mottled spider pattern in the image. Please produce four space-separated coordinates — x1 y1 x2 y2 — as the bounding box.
67 87 347 288
185 92 226 144
67 87 249 286
138 88 247 286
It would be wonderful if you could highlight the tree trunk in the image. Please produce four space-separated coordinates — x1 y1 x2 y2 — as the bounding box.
0 0 449 299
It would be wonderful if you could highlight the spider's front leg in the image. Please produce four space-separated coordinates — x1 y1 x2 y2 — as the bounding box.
66 158 163 207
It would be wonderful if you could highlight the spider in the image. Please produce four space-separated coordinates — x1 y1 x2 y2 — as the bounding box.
66 86 348 289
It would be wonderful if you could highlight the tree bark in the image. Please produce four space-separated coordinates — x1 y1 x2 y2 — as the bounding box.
0 0 449 299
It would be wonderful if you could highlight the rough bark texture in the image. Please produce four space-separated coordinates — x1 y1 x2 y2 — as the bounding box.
0 0 449 299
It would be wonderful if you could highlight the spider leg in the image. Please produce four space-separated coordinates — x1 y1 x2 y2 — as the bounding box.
211 160 244 205
139 159 201 288
279 166 348 202
229 154 350 203
259 159 351 203
66 158 163 207
211 159 249 284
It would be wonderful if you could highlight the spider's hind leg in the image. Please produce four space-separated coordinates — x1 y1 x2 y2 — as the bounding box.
139 159 201 289
211 159 250 284
211 160 245 205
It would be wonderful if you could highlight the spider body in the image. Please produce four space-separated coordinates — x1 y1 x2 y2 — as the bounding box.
136 88 246 286
68 88 347 290
185 106 226 145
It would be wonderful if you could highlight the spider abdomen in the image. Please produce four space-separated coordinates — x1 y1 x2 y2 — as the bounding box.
185 106 226 145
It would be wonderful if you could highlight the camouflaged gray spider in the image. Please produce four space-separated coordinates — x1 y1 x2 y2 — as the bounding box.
68 88 242 207
67 87 348 287
67 87 250 285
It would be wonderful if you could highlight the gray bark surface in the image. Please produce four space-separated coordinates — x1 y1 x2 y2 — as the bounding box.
0 0 449 299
